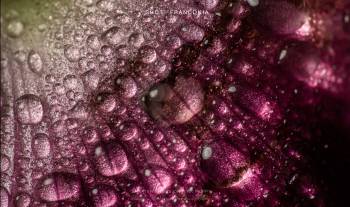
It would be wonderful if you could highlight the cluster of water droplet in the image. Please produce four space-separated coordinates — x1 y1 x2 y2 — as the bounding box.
1 0 350 206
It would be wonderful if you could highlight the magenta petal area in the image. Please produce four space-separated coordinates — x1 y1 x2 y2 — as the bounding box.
1 0 350 207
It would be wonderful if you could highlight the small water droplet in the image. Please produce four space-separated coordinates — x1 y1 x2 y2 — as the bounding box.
32 133 51 158
28 51 43 74
0 154 10 172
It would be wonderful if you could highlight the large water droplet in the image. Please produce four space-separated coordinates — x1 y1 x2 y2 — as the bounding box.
145 76 204 125
82 70 99 90
138 46 157 64
143 166 173 195
94 143 129 176
64 45 80 62
115 76 137 98
200 140 248 187
15 193 31 207
36 172 81 202
7 20 24 37
32 133 51 158
254 0 307 35
91 185 117 207
97 0 115 11
96 93 116 113
0 154 10 172
198 0 219 10
86 35 101 50
0 187 9 207
179 24 204 42
15 94 43 124
165 34 182 49
28 51 43 74
128 32 144 48
102 27 124 45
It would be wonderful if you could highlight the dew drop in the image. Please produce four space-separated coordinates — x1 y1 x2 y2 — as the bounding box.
7 20 24 37
36 172 81 202
94 143 129 176
200 140 248 187
143 166 173 195
86 35 101 50
145 76 204 125
246 0 259 7
138 46 157 64
82 70 99 90
15 193 31 207
0 187 9 207
179 24 204 42
32 133 51 158
15 94 43 124
165 34 182 49
64 45 80 62
115 76 137 98
201 146 212 160
28 51 43 74
0 154 10 172
91 185 117 207
128 32 144 48
198 0 219 10
102 27 124 45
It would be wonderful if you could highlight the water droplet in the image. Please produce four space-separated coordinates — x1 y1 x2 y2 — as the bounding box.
102 27 124 45
119 122 139 141
28 51 43 74
86 35 101 50
63 74 79 90
246 0 259 7
15 193 31 207
228 85 237 93
145 76 204 125
165 34 182 49
91 185 117 207
64 45 80 62
143 166 173 194
97 0 115 11
15 94 43 124
82 70 99 90
115 76 137 98
198 0 219 10
36 172 81 202
138 46 157 64
179 24 204 42
0 187 9 207
7 20 24 37
70 101 90 120
32 133 51 158
94 143 129 176
201 146 212 160
96 93 116 113
0 154 10 172
200 140 248 187
128 33 144 48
